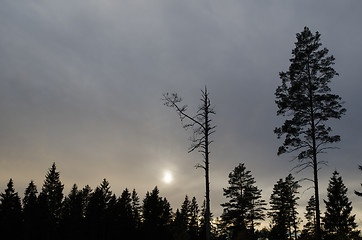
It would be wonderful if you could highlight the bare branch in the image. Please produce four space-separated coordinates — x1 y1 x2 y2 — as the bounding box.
302 186 315 195
162 93 204 129
195 163 206 170
299 177 314 183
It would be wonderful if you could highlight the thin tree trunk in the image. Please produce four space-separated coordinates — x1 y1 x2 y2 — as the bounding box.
205 154 210 240
288 220 292 240
204 93 211 240
292 208 297 240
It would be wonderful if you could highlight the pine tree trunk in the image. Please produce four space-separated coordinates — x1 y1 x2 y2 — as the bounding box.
313 153 322 240
309 86 322 240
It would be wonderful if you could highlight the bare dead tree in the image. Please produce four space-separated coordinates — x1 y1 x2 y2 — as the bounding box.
162 86 215 240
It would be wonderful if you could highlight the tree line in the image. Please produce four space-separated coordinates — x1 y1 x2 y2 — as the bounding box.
1 162 361 240
1 163 198 240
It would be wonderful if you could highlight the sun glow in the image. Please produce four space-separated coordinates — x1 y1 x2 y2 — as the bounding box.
163 171 173 184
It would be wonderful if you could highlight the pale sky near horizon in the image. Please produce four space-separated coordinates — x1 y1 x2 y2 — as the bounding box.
1 0 362 228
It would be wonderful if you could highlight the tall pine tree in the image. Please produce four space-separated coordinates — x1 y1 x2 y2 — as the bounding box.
323 171 360 239
275 27 346 240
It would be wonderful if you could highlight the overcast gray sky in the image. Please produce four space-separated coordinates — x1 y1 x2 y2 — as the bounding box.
1 0 361 227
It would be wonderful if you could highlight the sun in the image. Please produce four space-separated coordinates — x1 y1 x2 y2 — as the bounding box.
163 171 173 184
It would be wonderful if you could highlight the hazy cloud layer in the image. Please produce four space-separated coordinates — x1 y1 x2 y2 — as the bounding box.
1 0 362 223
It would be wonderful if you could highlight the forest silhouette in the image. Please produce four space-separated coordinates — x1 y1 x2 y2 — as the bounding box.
0 162 361 240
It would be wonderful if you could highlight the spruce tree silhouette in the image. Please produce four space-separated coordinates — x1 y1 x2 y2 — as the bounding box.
142 186 172 240
118 188 137 239
23 180 40 239
38 163 64 239
189 197 200 240
300 195 317 240
323 171 360 239
268 174 300 240
0 179 23 239
221 163 266 240
61 184 84 239
85 179 112 240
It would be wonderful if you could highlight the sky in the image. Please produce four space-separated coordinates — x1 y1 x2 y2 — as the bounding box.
1 0 362 228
